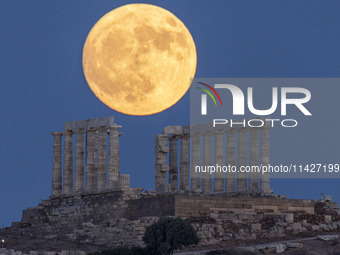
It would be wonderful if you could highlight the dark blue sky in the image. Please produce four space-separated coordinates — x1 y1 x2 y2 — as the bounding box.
1 0 340 227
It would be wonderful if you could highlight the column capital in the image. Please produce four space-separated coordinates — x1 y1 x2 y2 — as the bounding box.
190 133 201 138
87 127 96 132
51 132 63 136
250 127 260 132
108 125 122 130
75 128 85 134
180 134 190 139
63 130 74 135
203 132 213 137
226 128 236 134
238 128 248 133
97 126 107 132
168 135 180 141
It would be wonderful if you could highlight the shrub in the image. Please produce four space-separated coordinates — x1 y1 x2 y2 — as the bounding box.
143 217 199 255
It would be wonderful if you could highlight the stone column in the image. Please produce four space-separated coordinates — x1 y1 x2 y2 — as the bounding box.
85 128 96 192
155 134 169 192
237 128 247 192
260 127 272 194
74 129 85 193
225 129 236 193
108 125 121 189
179 135 190 191
249 128 260 192
63 130 74 195
93 130 98 190
214 131 224 193
119 174 130 190
97 126 107 192
191 134 201 192
202 133 212 194
51 132 63 196
168 136 178 192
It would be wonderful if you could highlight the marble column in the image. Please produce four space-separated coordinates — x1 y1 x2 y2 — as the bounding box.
168 136 178 192
74 129 85 193
249 128 260 192
191 134 201 192
97 126 107 192
93 130 98 190
63 130 73 195
179 135 190 191
225 129 236 193
108 125 121 189
119 174 130 189
51 132 63 196
237 128 247 192
202 133 212 194
85 128 96 192
214 131 224 193
155 134 169 192
260 127 272 194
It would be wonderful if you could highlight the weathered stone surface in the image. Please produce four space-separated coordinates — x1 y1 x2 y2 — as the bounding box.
179 136 190 191
317 234 340 241
286 242 303 249
325 215 333 222
51 132 63 197
2 191 340 250
285 213 294 223
275 243 286 253
163 126 183 135
64 117 114 131
251 223 262 232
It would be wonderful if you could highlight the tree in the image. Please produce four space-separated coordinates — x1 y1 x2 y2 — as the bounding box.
143 217 199 255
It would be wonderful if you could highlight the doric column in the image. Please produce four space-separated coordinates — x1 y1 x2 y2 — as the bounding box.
85 128 96 192
155 134 169 192
93 130 98 190
168 136 178 192
179 135 190 191
225 129 236 193
51 132 63 196
202 133 212 194
74 129 85 193
108 125 121 189
249 128 260 192
237 128 247 192
214 131 224 193
97 126 107 192
119 174 130 190
260 127 272 194
191 134 201 192
63 130 74 195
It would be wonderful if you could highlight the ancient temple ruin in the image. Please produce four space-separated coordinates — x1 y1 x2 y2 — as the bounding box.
50 117 130 197
155 123 271 194
50 116 272 197
2 116 339 251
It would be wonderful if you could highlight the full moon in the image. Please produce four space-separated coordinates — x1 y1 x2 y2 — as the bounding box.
82 4 197 115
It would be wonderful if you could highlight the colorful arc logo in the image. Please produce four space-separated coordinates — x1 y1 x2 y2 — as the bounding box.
196 82 223 107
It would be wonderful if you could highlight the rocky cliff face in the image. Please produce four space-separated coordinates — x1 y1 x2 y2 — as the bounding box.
1 189 340 252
